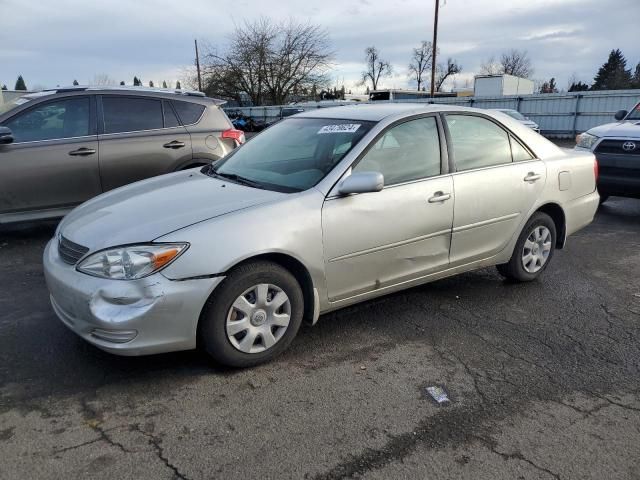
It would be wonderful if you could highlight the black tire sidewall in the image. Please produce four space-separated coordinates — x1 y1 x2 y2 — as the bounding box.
200 262 304 367
511 212 557 281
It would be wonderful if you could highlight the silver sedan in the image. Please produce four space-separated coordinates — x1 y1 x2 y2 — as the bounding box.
44 104 599 367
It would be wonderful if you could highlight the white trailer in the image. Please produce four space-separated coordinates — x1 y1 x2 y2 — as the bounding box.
474 74 534 97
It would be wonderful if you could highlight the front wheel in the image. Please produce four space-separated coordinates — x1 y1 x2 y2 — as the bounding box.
496 212 557 282
199 261 304 367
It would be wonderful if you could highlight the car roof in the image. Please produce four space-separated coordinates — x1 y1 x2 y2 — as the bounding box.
27 86 225 105
296 103 484 122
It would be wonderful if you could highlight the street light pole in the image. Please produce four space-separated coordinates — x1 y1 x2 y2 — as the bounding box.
195 39 203 92
430 0 439 97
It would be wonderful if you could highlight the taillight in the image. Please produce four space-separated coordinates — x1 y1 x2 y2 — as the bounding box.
222 128 245 145
594 158 599 182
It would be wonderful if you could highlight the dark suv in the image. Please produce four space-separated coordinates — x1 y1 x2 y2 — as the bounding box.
0 86 244 224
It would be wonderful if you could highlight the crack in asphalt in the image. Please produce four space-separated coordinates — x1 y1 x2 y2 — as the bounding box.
472 434 561 480
131 424 192 480
79 396 131 454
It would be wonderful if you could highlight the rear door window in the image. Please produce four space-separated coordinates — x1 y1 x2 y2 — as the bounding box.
171 101 205 125
4 97 91 143
102 97 163 134
162 101 180 128
445 115 512 171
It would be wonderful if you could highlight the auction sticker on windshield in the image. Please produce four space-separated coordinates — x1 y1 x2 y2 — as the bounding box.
318 124 361 134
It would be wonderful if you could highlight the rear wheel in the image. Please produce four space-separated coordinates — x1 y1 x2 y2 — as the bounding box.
497 212 556 282
199 261 304 367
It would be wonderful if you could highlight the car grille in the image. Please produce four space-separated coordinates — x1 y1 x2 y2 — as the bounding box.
58 235 89 265
595 139 640 155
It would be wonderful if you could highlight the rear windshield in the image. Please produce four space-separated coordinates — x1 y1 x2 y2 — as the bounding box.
210 117 374 192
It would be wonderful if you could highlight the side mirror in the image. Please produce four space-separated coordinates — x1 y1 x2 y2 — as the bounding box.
338 171 384 195
614 110 628 121
0 126 14 145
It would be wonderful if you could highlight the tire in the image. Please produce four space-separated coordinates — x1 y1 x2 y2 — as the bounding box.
496 212 557 282
599 195 609 205
199 261 304 367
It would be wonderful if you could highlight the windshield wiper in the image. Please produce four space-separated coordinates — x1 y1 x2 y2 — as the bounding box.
209 169 265 189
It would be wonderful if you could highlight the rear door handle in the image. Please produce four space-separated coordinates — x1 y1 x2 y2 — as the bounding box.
163 140 186 149
524 172 542 182
68 147 96 156
428 191 451 203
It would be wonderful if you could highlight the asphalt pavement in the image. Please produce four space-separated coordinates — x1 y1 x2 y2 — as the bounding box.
1 197 639 480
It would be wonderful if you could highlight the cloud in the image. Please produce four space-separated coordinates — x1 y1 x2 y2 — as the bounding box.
1 0 639 93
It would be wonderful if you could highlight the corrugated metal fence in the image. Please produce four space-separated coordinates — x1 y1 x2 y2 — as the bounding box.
225 89 640 138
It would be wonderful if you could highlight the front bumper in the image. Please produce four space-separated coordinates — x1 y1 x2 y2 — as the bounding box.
596 152 640 198
43 239 224 356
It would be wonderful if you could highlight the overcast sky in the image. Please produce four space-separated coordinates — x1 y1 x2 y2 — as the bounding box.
2 0 639 93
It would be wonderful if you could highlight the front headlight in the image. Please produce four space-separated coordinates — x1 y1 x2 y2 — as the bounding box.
576 132 599 150
77 243 188 280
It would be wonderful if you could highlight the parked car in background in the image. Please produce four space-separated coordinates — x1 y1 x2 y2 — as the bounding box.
575 102 640 203
0 86 244 224
491 108 540 132
44 104 599 367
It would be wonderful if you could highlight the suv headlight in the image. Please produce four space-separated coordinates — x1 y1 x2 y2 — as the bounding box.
77 243 188 280
576 132 599 150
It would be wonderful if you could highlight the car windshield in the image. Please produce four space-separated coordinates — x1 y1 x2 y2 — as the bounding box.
502 110 526 121
210 117 374 192
0 96 33 115
626 103 640 120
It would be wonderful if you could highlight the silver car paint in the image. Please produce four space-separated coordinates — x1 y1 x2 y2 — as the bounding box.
44 104 599 355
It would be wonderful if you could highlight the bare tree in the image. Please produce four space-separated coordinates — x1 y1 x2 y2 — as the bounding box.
500 49 533 78
435 58 462 91
480 56 501 75
408 41 433 91
480 50 533 78
361 46 392 91
202 17 333 105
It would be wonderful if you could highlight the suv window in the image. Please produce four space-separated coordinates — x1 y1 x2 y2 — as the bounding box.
172 101 205 125
4 97 90 143
102 97 163 134
163 101 180 128
354 116 441 185
445 115 512 171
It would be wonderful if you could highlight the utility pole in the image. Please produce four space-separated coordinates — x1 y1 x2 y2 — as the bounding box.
430 0 440 97
194 39 202 92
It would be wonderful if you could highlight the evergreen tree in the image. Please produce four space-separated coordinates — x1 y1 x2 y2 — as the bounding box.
162 80 168 88
72 79 79 86
149 80 154 87
14 75 27 90
1 84 7 90
175 81 181 89
592 49 633 90
539 77 558 93
568 81 590 92
133 76 141 86
120 81 125 85
632 62 640 89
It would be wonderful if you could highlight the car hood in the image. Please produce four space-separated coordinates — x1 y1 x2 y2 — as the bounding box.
59 170 285 251
588 120 640 138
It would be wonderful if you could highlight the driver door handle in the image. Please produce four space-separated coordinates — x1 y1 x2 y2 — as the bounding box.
163 140 186 149
524 172 542 182
68 147 96 156
428 191 451 203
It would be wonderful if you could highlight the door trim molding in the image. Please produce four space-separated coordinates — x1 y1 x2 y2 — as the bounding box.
328 228 451 263
452 212 520 233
